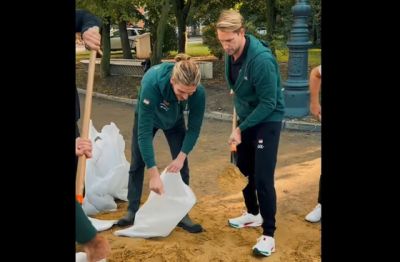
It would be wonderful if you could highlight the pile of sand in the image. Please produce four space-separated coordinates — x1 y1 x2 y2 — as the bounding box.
217 164 248 193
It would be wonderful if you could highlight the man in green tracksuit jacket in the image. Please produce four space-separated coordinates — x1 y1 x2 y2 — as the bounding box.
117 54 206 233
76 200 97 244
216 10 285 257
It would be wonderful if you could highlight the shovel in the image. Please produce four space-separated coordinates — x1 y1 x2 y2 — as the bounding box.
230 107 238 165
76 49 97 204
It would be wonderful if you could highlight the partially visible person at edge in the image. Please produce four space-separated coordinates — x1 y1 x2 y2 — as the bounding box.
75 9 110 262
117 54 206 234
75 9 101 137
216 10 285 257
76 137 111 262
305 65 322 223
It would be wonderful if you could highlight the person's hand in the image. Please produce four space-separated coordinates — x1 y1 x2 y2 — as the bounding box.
82 26 101 51
75 137 92 158
83 234 110 262
228 127 242 147
166 152 186 173
310 102 321 122
148 167 164 195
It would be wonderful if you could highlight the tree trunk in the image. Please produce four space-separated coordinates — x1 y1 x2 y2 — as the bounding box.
118 21 133 59
101 19 111 78
151 0 171 66
313 17 320 46
174 0 192 53
266 0 277 56
177 14 186 53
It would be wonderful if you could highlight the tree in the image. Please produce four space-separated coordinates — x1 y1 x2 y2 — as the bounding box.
111 0 147 59
172 0 193 53
238 0 278 55
265 0 277 47
310 0 321 46
77 0 113 77
77 0 144 76
189 0 241 59
151 0 171 65
117 21 133 59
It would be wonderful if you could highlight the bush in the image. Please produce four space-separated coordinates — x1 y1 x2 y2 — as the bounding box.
202 24 224 60
163 23 178 54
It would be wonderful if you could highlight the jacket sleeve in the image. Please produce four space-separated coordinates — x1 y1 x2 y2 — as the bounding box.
137 72 160 168
75 201 97 244
76 9 102 34
181 85 206 154
238 55 279 131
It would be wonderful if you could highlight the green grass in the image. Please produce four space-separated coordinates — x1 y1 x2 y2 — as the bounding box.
174 43 320 65
169 42 211 57
75 50 135 62
276 48 321 67
308 49 321 66
76 44 320 66
76 51 90 61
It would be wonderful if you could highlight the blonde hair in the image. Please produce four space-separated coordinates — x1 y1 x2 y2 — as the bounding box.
172 53 201 86
216 10 244 33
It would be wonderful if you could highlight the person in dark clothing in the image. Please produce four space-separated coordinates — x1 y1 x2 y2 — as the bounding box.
75 9 101 137
117 54 206 234
75 9 109 261
141 58 151 73
216 10 285 257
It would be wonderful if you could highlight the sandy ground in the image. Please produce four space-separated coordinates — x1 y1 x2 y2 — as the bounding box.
77 95 321 261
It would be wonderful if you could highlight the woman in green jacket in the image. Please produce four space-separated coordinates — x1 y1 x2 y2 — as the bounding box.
117 54 206 233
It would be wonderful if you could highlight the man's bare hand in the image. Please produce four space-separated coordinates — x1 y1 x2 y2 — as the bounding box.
82 26 101 51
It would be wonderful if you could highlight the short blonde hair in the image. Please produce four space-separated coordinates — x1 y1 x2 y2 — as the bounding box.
216 10 244 33
172 53 201 86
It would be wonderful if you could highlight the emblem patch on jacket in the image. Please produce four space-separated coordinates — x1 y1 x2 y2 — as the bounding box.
159 100 170 111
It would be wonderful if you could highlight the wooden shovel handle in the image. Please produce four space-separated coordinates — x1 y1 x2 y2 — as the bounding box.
230 107 237 152
76 50 97 204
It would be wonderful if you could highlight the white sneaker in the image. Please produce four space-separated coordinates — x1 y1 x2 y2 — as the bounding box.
305 203 321 222
252 235 276 256
228 212 263 228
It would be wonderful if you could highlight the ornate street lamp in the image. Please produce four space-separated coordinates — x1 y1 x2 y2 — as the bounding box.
283 0 312 117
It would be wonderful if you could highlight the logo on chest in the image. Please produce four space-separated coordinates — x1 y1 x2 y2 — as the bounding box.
159 100 170 111
257 139 264 149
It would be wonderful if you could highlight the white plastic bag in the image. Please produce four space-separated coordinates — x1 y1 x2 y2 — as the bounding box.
88 217 117 232
75 252 106 262
114 171 196 238
82 121 129 215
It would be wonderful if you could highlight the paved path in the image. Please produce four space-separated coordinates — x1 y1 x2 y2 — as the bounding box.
78 89 321 132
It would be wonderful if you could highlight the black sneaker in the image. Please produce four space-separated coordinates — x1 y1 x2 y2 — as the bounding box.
117 210 135 226
177 214 203 233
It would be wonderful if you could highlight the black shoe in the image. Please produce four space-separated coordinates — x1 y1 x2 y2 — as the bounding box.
177 214 203 233
117 210 135 226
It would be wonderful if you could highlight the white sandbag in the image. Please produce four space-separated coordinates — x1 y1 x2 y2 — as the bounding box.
84 192 118 214
82 121 129 216
75 252 87 262
88 217 117 232
114 171 196 238
75 252 106 262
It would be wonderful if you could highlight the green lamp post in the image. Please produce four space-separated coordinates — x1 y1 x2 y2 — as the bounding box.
283 0 312 117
